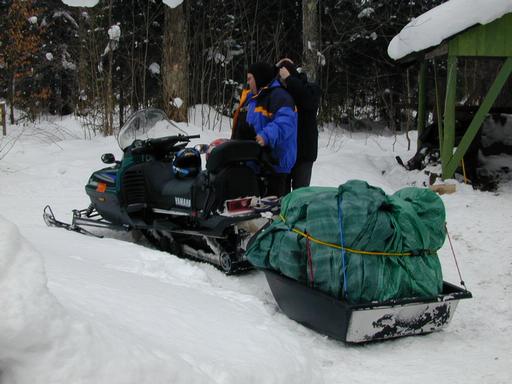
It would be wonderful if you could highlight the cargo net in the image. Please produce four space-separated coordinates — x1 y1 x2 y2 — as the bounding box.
246 180 447 304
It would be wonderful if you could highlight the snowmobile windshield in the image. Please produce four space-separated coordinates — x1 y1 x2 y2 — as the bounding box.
117 108 186 151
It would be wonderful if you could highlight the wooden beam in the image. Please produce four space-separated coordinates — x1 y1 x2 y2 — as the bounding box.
449 13 512 57
442 56 457 178
430 184 456 195
444 57 512 179
425 44 449 60
417 62 427 147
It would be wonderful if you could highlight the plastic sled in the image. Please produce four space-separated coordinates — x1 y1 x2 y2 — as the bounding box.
263 269 472 343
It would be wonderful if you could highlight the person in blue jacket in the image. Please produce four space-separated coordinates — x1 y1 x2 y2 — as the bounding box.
231 62 297 197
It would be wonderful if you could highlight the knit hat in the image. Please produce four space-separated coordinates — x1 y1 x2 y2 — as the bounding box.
248 62 275 90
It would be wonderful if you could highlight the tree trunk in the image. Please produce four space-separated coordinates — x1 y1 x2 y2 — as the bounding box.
77 8 87 115
162 4 189 122
119 74 124 128
103 0 114 136
302 0 319 82
9 72 15 124
105 45 114 135
142 0 152 107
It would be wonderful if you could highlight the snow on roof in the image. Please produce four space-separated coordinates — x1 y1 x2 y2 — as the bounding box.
388 0 512 61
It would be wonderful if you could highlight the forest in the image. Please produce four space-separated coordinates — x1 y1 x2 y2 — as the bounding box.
2 0 501 136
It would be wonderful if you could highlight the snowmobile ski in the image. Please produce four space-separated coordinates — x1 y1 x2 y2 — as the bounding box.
43 205 104 238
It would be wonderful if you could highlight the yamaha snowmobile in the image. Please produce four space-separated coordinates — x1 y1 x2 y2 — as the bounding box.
44 108 279 274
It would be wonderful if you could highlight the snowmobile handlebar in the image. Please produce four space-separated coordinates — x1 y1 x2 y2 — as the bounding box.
130 134 200 155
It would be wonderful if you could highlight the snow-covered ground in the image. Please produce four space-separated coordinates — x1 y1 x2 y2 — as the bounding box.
1 110 511 384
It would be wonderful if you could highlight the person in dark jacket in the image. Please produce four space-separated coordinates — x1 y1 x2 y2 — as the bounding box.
276 58 321 190
232 62 297 197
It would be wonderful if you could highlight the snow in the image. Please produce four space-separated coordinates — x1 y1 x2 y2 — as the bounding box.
45 53 54 61
171 97 184 108
148 62 160 75
481 114 512 148
61 0 99 7
108 25 121 41
102 25 121 57
53 11 79 29
61 53 76 71
90 0 171 8
1 111 512 383
162 0 184 8
388 0 512 60
358 7 374 19
317 51 326 66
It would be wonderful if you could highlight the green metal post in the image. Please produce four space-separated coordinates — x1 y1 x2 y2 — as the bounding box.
417 62 427 147
442 56 457 179
433 61 444 159
444 57 512 178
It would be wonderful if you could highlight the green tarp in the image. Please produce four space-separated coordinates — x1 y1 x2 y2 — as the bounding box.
246 180 445 303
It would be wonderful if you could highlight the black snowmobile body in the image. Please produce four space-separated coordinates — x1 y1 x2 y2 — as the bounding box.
45 109 278 273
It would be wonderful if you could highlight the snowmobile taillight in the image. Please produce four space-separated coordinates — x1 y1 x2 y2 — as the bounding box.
225 197 253 214
96 182 107 193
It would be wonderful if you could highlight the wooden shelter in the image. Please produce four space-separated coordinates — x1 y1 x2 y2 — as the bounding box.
392 10 512 179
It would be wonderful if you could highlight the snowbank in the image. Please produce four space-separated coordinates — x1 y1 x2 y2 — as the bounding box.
0 216 208 384
388 0 512 60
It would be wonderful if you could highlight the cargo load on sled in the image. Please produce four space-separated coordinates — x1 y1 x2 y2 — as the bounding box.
246 180 471 343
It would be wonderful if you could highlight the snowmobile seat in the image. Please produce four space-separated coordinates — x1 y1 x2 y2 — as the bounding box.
206 140 262 174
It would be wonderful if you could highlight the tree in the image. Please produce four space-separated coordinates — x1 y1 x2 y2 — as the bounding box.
0 0 44 123
162 2 188 122
39 0 81 116
302 0 320 82
0 0 454 131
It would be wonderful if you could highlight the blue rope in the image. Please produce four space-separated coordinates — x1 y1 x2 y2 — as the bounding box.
337 193 348 299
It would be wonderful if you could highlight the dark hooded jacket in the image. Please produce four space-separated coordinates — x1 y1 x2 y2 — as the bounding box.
282 72 321 162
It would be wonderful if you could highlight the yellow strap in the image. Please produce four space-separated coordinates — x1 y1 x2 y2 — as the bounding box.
279 214 433 257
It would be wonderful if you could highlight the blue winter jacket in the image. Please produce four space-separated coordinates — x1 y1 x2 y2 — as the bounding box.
244 79 298 173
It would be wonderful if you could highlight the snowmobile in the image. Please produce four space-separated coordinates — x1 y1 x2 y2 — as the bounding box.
44 108 279 274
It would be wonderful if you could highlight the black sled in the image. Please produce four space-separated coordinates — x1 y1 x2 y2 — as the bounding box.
44 108 279 274
263 270 472 343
